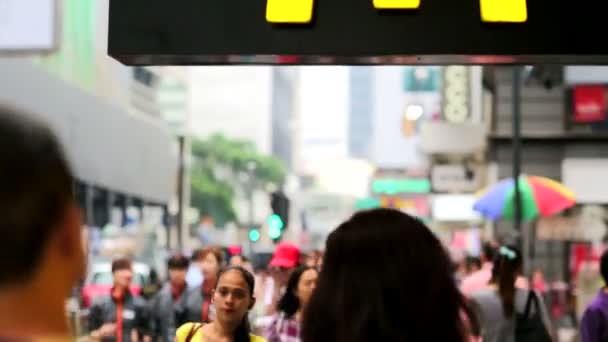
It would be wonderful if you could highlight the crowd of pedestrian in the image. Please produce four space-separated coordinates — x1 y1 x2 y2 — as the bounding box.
5 107 608 341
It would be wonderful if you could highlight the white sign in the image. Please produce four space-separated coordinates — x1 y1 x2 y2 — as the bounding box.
432 164 483 193
442 66 470 123
565 66 608 85
0 0 57 52
432 194 481 222
563 158 608 203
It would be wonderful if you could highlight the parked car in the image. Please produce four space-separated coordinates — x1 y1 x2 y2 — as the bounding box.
81 262 150 308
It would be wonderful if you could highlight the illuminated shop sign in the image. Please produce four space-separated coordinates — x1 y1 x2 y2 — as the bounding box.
108 0 606 65
266 0 527 24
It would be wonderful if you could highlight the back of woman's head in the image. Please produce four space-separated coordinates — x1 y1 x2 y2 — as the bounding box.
278 266 317 317
302 209 467 342
491 245 522 317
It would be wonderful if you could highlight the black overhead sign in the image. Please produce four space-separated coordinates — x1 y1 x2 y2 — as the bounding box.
108 0 608 65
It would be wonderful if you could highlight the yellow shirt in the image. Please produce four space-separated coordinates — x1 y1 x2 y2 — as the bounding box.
176 322 267 342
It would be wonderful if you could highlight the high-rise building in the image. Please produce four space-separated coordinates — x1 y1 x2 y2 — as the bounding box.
299 66 350 167
271 67 297 169
348 67 373 160
370 66 436 170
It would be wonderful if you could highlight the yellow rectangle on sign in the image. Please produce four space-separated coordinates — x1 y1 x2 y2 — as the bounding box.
480 0 527 23
373 0 421 9
266 0 314 23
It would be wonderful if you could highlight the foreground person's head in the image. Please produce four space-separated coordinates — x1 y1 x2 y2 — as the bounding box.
303 208 469 342
212 266 256 341
0 106 85 334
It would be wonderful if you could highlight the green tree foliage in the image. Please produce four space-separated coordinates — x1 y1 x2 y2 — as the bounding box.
190 134 286 227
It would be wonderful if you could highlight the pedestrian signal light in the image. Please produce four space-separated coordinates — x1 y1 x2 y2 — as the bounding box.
268 214 284 231
266 0 314 23
249 229 261 242
480 0 527 23
373 0 421 9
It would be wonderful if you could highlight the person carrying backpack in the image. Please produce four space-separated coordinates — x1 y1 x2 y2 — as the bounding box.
471 246 552 342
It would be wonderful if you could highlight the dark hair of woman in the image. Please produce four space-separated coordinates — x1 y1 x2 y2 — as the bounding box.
490 245 522 317
302 208 470 342
277 266 319 318
216 266 255 342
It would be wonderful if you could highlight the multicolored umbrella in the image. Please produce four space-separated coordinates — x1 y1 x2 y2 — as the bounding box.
474 175 575 221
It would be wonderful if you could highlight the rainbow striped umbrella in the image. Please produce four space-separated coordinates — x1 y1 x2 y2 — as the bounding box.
474 175 575 221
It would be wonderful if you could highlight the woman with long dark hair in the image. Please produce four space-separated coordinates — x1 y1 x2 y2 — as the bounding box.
265 266 318 342
176 266 267 342
302 208 476 342
471 246 552 341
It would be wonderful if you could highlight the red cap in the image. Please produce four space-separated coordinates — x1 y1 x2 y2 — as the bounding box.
269 242 301 268
228 245 242 256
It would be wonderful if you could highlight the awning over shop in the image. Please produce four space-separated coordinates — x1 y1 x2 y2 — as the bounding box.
0 58 177 203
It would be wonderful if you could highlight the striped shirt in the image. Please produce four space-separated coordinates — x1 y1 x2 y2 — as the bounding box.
264 312 301 342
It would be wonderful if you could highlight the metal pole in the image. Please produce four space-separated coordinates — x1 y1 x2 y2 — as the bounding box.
246 162 256 255
177 135 185 252
512 66 528 275
247 187 254 255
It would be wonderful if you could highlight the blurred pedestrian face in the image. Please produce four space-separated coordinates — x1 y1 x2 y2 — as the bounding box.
202 253 220 279
272 266 292 286
169 268 187 286
230 255 244 266
296 268 318 308
113 268 133 289
213 270 255 326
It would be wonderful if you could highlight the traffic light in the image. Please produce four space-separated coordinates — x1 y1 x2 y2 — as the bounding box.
268 214 284 240
249 228 261 242
270 191 290 242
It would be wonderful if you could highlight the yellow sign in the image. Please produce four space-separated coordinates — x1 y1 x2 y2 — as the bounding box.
373 0 421 9
266 0 315 23
480 0 527 23
265 0 527 24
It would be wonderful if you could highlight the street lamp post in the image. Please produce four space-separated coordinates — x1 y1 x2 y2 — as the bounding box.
245 161 257 254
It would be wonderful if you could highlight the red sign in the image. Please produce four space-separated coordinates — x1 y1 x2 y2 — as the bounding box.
573 86 606 123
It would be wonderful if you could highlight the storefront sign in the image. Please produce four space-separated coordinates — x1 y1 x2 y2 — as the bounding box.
379 196 430 218
372 178 432 194
432 195 481 222
355 197 381 209
250 0 524 24
0 0 58 53
108 0 607 65
442 66 471 123
403 67 441 92
573 86 606 123
431 164 482 193
563 159 608 203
